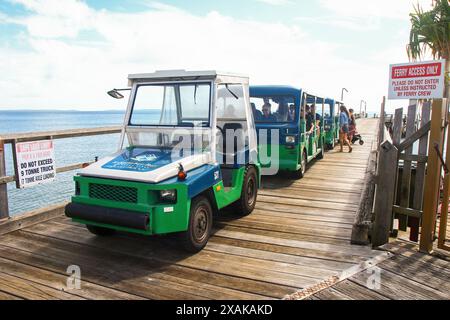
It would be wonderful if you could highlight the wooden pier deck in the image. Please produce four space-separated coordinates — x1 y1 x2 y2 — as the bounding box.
2 118 443 300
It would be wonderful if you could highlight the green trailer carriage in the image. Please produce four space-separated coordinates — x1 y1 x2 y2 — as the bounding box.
250 86 326 179
65 70 261 252
323 99 342 150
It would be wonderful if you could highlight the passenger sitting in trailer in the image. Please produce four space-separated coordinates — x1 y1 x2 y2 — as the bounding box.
275 101 289 122
251 103 263 121
261 103 277 122
288 104 296 122
312 104 322 136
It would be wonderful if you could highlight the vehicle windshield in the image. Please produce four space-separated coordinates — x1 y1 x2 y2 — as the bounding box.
129 83 211 127
250 96 296 123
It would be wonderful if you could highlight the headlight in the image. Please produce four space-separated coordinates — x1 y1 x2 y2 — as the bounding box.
285 136 296 144
159 190 177 203
324 125 331 131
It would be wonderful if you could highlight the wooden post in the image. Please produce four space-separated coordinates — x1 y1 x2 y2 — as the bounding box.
372 140 398 247
378 97 386 150
0 139 9 219
438 111 450 250
420 99 446 253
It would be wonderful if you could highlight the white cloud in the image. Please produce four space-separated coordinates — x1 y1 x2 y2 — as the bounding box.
0 0 415 112
254 0 293 5
319 0 432 20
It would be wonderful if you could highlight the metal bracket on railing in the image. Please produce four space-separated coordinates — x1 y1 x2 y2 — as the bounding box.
434 143 449 175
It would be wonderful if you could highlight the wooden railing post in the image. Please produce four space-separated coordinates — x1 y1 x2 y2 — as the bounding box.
420 99 446 253
372 140 398 247
0 139 9 219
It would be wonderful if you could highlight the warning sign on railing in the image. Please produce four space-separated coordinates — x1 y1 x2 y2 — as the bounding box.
388 59 446 100
14 140 56 188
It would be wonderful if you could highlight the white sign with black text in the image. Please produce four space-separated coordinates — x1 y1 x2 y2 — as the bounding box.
15 140 56 188
388 59 446 100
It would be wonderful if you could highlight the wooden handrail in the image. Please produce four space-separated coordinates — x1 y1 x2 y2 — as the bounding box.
0 126 121 143
0 161 95 184
0 126 122 219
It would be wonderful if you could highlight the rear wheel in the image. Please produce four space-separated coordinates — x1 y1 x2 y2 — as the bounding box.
86 225 116 236
181 196 213 253
233 166 258 216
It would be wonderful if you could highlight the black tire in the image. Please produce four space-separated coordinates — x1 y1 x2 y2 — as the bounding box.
233 166 258 216
86 225 116 236
293 150 307 179
359 140 365 146
181 196 213 253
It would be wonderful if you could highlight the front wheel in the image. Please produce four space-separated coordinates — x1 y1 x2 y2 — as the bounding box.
232 166 258 216
181 196 213 253
293 150 307 180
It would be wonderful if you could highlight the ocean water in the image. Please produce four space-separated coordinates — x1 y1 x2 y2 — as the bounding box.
1 110 126 216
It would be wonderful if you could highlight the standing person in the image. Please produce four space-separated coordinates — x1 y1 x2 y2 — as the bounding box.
339 105 353 153
348 108 357 143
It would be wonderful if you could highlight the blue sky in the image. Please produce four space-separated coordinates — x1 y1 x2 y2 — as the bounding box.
0 0 433 111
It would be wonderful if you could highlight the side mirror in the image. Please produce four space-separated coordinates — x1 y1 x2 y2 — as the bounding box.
107 89 125 99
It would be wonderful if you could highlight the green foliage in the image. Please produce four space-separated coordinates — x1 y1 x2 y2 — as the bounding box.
407 0 450 60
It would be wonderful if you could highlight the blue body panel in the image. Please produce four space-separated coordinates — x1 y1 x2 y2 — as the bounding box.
103 147 180 173
250 86 303 146
157 163 222 199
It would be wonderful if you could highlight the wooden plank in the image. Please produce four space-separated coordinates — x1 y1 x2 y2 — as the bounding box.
398 105 417 231
350 267 449 300
332 280 388 300
377 255 450 295
0 290 22 300
392 206 422 218
0 271 84 300
420 99 446 253
0 256 143 300
0 126 121 143
372 140 398 247
411 101 431 241
398 121 431 152
0 139 9 219
0 202 65 236
0 232 276 300
392 108 403 147
398 154 427 163
13 224 325 289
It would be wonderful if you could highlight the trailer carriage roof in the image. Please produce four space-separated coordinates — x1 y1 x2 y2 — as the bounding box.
250 85 302 97
128 70 249 85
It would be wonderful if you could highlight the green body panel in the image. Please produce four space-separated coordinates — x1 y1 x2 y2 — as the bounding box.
324 116 339 146
72 176 190 235
213 166 246 209
70 163 261 236
258 125 325 173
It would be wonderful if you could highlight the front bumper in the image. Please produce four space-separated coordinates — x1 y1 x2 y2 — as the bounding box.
65 202 150 231
68 175 190 235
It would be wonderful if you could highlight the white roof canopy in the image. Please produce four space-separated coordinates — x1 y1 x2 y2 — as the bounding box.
128 70 249 86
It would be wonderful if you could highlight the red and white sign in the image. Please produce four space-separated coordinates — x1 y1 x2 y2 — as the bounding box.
15 140 56 188
388 59 446 100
